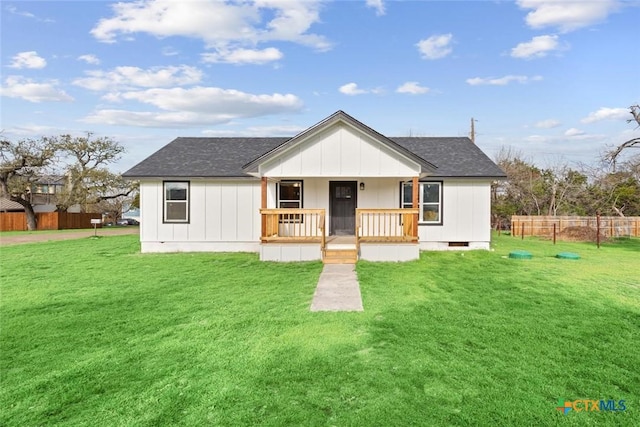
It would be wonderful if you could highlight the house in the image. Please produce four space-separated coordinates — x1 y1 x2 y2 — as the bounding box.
29 176 77 213
123 111 506 262
1 176 80 214
0 197 25 212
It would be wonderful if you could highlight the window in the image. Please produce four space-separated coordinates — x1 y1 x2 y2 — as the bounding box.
164 181 189 223
33 184 56 194
277 180 303 222
277 180 302 208
401 181 442 224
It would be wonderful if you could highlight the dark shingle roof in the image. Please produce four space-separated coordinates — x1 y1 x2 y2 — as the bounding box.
124 137 287 178
0 197 25 211
124 135 505 179
392 137 506 178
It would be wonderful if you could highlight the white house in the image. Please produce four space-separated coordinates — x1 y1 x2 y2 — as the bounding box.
123 111 505 262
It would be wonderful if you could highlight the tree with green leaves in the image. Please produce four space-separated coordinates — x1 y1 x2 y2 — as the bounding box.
53 133 136 212
0 137 57 230
1 133 138 230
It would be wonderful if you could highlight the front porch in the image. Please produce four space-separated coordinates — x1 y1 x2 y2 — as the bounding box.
259 208 420 263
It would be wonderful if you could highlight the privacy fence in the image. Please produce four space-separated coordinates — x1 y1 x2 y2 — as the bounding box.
511 215 640 238
0 212 101 231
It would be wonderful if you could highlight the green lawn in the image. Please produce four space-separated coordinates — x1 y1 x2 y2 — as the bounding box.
1 234 638 426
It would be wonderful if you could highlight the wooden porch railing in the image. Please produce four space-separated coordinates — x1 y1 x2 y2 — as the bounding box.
356 208 419 244
260 209 326 249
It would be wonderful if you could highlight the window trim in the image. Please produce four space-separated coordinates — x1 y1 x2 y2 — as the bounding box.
163 181 190 224
276 180 303 223
401 181 443 225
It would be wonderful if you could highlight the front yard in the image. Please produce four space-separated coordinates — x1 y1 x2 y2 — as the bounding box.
1 234 638 426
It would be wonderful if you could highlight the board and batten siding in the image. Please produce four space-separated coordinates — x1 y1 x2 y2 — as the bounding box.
419 179 492 250
259 123 421 178
139 179 262 253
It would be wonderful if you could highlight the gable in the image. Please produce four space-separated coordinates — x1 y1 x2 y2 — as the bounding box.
258 121 425 178
243 110 436 178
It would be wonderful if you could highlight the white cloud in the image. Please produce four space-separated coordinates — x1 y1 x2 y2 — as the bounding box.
338 82 383 96
201 47 283 64
121 87 300 112
202 125 305 136
466 75 543 86
0 76 73 103
524 131 602 144
162 46 180 56
416 34 453 60
511 35 564 59
581 107 629 123
4 124 62 137
5 5 54 22
78 54 101 65
73 65 202 91
535 119 562 129
396 81 430 95
564 128 585 136
517 0 620 33
91 0 331 51
339 83 366 95
366 0 386 16
83 86 303 127
9 51 47 69
5 5 35 18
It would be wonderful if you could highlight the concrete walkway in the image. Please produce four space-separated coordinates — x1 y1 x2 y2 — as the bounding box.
0 226 139 246
310 264 363 312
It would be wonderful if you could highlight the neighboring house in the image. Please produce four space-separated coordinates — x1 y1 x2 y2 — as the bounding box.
30 176 66 213
123 111 506 262
0 197 25 212
1 176 73 213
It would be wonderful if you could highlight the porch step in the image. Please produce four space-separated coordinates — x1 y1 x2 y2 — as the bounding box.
323 248 358 264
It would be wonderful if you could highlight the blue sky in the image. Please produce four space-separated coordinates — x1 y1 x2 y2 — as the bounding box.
2 0 639 173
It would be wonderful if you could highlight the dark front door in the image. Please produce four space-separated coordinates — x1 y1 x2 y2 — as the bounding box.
330 181 357 235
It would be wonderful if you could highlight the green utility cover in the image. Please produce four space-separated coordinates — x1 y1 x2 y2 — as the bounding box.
556 252 580 260
509 250 532 259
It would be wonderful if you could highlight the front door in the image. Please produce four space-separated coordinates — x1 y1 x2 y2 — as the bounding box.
330 181 357 235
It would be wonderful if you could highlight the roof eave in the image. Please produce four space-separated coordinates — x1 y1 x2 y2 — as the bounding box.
427 175 508 179
123 175 258 180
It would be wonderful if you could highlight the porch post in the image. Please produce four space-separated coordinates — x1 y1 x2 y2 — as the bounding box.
261 177 267 209
412 176 419 238
261 177 267 239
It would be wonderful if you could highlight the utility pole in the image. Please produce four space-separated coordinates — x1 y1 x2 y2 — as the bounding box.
470 117 476 143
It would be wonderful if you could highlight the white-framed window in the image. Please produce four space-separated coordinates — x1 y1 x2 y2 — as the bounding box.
277 180 303 222
164 181 189 223
401 181 443 224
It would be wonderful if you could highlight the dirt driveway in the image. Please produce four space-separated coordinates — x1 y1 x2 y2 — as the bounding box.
0 227 139 246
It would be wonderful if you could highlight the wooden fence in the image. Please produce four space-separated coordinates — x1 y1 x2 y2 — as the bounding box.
0 212 101 231
511 215 640 238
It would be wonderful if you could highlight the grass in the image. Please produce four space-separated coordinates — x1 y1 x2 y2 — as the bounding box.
1 234 638 426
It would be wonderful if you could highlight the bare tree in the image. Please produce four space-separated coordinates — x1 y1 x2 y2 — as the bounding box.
604 105 640 171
